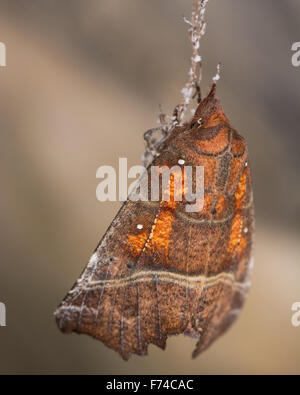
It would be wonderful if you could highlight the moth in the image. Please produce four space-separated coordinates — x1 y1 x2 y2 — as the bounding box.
54 84 254 360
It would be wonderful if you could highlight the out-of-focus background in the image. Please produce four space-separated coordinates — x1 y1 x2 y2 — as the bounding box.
0 0 300 374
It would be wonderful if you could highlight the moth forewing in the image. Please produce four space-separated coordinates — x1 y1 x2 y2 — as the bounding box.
54 86 254 360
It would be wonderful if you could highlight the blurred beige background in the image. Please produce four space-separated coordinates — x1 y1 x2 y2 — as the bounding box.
0 0 300 374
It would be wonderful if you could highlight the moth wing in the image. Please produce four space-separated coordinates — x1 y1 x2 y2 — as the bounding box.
190 164 254 358
55 89 254 360
55 150 192 359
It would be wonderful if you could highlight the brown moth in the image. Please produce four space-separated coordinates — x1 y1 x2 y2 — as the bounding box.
54 84 254 360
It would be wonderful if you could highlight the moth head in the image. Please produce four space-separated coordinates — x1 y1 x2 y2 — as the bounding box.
190 84 229 129
187 84 246 158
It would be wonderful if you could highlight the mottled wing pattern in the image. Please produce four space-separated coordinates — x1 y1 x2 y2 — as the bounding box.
54 85 254 360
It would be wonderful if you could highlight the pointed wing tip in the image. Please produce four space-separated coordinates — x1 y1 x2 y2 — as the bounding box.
191 336 204 359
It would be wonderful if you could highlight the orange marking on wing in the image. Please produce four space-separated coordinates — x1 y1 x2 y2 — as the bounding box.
127 231 148 257
238 236 247 257
147 172 180 263
227 213 243 257
125 171 182 261
227 169 248 258
147 201 176 262
215 194 226 216
235 169 247 210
